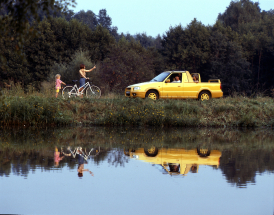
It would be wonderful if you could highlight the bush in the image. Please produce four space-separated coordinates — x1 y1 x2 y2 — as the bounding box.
49 50 99 86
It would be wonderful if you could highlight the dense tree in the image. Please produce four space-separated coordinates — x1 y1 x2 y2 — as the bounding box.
72 10 98 30
72 9 119 40
218 0 261 32
0 17 101 86
0 16 32 86
162 19 210 72
135 33 158 48
217 0 274 93
0 0 76 59
88 25 116 62
99 37 155 92
24 18 96 84
97 9 112 31
206 22 251 94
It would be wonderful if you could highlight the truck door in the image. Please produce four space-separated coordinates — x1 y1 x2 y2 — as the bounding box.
162 73 184 98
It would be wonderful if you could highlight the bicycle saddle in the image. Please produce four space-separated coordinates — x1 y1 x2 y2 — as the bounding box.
72 80 78 83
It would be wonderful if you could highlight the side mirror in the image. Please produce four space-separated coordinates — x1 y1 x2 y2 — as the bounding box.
165 79 170 83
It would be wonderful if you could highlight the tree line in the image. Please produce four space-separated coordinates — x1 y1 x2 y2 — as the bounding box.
0 0 273 95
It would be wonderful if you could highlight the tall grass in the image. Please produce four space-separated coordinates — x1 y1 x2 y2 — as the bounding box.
0 84 71 126
1 85 274 127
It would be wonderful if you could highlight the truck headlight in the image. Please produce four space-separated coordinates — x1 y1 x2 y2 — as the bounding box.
133 87 141 91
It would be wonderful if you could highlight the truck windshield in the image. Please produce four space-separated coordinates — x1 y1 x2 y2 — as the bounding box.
150 72 170 82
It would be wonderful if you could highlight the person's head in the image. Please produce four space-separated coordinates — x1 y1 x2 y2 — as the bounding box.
78 164 84 177
80 64 85 69
175 75 179 81
55 74 61 79
193 75 198 81
169 164 180 172
191 164 198 173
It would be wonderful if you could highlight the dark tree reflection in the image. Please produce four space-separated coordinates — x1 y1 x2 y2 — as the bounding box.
107 149 128 167
219 149 274 187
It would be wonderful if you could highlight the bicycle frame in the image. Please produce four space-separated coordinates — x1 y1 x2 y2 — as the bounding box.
70 82 91 96
62 80 101 99
64 146 100 160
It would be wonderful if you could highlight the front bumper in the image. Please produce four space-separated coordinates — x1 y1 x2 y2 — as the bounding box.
125 88 146 98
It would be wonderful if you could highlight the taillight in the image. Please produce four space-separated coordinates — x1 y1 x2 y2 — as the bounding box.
220 83 222 90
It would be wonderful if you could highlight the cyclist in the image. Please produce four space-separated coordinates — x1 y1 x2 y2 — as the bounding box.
79 64 96 96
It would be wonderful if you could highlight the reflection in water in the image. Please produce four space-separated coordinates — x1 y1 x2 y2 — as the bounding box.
124 146 221 176
0 127 274 186
0 127 274 214
54 147 65 167
60 146 101 177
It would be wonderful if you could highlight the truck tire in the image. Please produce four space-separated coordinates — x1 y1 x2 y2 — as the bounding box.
197 143 211 157
198 91 211 101
144 147 158 157
145 90 159 100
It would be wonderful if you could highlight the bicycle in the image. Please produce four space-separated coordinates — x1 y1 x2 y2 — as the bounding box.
62 146 101 161
62 80 101 99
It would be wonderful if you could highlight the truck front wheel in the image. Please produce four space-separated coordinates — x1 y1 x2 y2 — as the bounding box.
198 91 211 101
145 90 159 100
144 147 158 157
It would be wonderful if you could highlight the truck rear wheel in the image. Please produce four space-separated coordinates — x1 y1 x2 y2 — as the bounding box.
198 91 211 101
197 143 211 157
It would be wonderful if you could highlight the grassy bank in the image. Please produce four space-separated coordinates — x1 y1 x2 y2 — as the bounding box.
1 88 274 127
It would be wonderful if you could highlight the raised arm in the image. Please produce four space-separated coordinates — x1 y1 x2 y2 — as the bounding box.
86 65 96 73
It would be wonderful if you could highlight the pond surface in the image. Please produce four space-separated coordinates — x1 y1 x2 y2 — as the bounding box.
0 127 274 215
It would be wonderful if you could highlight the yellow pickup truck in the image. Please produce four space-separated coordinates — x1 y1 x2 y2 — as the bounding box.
125 71 223 100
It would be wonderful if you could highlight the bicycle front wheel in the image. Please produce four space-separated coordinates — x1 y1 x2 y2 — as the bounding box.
86 85 101 98
62 86 77 99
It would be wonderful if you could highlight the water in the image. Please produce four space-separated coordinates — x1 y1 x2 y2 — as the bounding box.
0 127 273 215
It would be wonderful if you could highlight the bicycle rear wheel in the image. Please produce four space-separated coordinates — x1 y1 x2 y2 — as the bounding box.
62 86 77 99
86 85 101 98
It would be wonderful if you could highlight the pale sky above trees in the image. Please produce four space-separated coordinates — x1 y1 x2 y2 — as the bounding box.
72 0 273 37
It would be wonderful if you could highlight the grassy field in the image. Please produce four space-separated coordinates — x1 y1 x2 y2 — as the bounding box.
1 85 274 127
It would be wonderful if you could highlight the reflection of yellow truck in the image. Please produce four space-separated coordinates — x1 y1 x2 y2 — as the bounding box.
124 147 222 176
125 71 223 100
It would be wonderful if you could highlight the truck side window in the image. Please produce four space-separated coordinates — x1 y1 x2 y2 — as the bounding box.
186 72 194 83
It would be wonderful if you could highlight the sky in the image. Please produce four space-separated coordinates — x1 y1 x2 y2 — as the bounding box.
71 0 273 37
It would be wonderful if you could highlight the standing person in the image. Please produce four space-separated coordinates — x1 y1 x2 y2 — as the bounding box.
79 64 96 95
55 74 66 98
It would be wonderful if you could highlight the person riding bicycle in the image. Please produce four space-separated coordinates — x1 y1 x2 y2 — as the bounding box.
79 64 96 94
